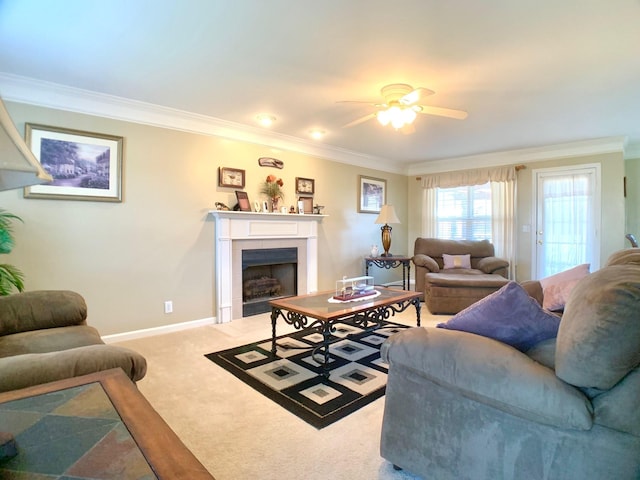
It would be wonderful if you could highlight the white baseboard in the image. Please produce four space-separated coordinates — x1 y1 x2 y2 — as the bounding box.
102 317 216 343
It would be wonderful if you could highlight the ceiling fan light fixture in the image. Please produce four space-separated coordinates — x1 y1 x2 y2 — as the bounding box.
378 105 417 130
376 110 390 126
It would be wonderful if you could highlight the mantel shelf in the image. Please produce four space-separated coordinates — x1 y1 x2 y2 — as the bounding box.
208 210 327 220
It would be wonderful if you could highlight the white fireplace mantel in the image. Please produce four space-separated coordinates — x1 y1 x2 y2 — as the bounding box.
209 210 326 323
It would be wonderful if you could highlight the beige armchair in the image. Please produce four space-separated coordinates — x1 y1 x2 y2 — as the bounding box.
412 238 509 313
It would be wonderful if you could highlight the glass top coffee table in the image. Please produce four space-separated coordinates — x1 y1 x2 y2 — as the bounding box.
269 287 421 378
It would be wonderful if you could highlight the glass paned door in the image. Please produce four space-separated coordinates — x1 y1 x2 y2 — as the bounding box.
534 166 599 279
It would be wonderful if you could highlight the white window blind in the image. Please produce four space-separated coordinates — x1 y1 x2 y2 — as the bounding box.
435 183 492 241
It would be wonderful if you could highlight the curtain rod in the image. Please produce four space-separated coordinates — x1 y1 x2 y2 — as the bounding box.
415 164 527 181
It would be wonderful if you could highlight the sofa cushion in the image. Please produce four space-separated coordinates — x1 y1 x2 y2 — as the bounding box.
606 248 640 267
0 290 87 336
0 325 103 358
437 281 561 351
443 253 471 269
556 264 640 390
539 264 590 311
0 345 148 392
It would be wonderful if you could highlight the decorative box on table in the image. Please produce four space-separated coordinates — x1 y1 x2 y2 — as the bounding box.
334 276 375 301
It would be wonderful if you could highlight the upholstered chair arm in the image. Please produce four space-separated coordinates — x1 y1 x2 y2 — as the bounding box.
0 290 87 336
477 256 509 274
381 327 593 430
412 254 439 272
0 345 147 392
520 280 544 307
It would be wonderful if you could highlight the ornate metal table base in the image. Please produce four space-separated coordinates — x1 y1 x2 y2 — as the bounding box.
365 256 412 290
270 294 421 378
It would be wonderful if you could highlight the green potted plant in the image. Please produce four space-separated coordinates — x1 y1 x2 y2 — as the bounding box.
0 209 24 295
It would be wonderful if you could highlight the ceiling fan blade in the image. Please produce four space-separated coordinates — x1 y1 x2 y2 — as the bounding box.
419 105 468 120
400 87 435 105
342 113 376 128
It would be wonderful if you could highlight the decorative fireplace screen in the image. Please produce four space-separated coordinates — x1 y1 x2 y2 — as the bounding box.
242 247 298 316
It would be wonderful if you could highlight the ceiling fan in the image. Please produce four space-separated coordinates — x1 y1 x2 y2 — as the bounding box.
339 83 468 134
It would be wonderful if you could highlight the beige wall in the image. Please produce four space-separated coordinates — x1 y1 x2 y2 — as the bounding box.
2 101 630 336
1 102 407 335
625 157 640 238
407 151 626 282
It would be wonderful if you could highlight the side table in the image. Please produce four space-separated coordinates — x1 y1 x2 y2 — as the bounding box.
365 255 412 290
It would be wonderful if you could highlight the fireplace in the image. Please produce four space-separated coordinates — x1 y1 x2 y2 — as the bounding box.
209 211 325 323
242 247 297 316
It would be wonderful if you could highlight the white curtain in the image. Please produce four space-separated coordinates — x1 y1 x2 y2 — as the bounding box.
421 188 437 238
420 166 517 278
540 173 593 277
491 179 516 279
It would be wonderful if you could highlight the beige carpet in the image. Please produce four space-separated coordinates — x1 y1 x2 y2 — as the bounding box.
115 304 444 480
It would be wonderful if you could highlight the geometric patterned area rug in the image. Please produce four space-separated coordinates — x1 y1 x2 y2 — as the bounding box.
205 319 409 429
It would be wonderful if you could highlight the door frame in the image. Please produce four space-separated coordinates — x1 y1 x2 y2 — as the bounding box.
531 163 601 279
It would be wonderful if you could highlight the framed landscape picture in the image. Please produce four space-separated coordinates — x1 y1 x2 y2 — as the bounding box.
24 124 123 202
358 175 386 213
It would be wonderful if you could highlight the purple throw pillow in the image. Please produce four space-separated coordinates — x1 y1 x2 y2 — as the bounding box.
437 281 560 351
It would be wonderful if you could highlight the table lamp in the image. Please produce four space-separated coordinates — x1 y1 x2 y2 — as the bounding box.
375 205 400 257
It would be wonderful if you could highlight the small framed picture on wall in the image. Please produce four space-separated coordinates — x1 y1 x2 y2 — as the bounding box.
295 177 315 194
358 175 386 214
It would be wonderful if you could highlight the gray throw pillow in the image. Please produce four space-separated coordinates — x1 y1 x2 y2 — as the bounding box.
437 281 561 351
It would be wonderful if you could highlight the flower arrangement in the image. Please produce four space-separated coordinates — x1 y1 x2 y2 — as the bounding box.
260 174 284 201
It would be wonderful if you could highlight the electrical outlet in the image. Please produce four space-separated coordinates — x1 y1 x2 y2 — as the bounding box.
164 300 173 314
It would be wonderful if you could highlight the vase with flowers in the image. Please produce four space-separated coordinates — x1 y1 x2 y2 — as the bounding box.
260 174 284 212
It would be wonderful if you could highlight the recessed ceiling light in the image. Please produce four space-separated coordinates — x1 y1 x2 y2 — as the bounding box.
256 114 276 127
310 129 325 140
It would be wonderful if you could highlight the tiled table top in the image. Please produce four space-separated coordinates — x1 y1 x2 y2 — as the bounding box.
0 382 156 478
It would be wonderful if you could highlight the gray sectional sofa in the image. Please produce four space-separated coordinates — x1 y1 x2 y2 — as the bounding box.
381 248 640 479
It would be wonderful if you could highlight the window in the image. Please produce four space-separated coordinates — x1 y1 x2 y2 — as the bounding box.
435 183 492 241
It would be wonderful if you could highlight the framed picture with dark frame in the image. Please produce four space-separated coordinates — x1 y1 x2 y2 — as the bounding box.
235 190 252 211
23 123 123 202
295 177 315 194
298 196 313 214
358 175 386 213
219 167 245 188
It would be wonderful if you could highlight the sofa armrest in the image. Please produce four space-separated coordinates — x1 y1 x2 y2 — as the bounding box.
476 256 509 274
0 344 147 392
0 290 87 336
381 327 593 430
412 254 439 272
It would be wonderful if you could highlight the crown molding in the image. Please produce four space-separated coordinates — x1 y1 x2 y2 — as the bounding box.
0 73 402 174
407 136 629 176
2 73 636 176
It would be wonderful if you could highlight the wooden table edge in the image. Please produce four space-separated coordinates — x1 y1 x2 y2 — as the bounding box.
0 368 214 480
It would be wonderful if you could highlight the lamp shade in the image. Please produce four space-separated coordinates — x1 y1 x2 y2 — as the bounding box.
0 97 52 191
375 205 400 225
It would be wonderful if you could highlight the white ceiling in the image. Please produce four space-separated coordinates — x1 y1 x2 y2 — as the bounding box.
1 0 639 173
